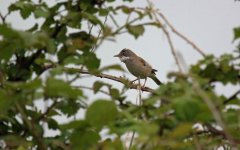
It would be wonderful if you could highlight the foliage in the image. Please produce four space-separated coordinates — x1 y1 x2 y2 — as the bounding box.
0 0 240 150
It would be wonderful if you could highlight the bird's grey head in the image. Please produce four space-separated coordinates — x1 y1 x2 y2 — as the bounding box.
114 48 136 62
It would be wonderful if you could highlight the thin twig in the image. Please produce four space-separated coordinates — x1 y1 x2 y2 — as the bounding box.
0 11 9 23
37 100 58 121
0 12 4 23
223 90 240 105
126 13 131 24
75 85 110 96
161 26 183 73
109 13 120 28
148 3 183 72
156 11 206 57
111 15 144 36
91 13 108 52
128 131 136 150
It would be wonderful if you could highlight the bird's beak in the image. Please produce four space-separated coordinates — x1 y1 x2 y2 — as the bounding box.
114 54 120 57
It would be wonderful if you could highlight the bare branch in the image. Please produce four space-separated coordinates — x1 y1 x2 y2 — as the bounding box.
148 10 183 72
146 0 183 72
91 14 109 52
156 11 206 57
0 12 4 23
109 13 120 28
111 15 144 36
0 11 9 23
223 90 240 105
161 26 184 73
62 67 155 93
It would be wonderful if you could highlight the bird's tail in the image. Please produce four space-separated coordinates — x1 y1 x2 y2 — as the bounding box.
150 75 162 85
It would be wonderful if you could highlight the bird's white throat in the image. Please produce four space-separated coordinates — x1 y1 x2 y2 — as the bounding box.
120 56 130 62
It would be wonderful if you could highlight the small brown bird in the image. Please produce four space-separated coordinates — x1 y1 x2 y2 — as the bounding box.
114 48 162 86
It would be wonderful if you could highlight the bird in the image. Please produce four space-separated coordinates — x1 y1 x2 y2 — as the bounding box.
114 48 162 86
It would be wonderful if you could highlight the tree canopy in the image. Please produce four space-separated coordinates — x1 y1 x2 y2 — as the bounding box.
0 0 240 149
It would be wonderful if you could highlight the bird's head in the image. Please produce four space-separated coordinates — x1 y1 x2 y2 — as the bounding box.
114 48 136 62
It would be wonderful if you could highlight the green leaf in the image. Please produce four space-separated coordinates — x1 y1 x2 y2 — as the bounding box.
173 98 201 122
86 100 118 128
11 2 34 19
61 120 88 130
127 25 145 39
0 90 12 114
64 11 82 28
57 99 84 116
99 8 109 16
169 123 192 139
6 79 41 90
100 138 124 150
63 56 83 65
34 7 50 18
69 31 95 51
0 24 18 38
46 38 57 53
45 77 83 99
47 118 59 130
1 135 29 148
81 12 103 27
81 52 101 71
21 31 49 49
99 64 125 72
233 26 240 41
109 88 120 99
70 130 100 150
93 81 109 94
120 6 133 14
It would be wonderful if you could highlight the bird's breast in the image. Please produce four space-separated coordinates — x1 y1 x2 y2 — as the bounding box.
124 59 152 78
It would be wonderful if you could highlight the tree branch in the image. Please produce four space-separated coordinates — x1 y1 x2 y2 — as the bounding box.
0 11 9 23
156 11 206 57
148 3 183 73
63 68 156 93
223 90 240 105
91 14 109 52
111 15 145 36
37 100 58 121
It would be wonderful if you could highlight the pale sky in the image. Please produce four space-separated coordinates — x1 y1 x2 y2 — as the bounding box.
1 0 240 135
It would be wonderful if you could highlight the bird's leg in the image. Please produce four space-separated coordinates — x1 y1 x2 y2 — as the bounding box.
142 78 147 88
137 77 141 90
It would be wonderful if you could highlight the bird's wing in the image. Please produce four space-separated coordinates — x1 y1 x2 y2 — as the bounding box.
138 57 151 67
